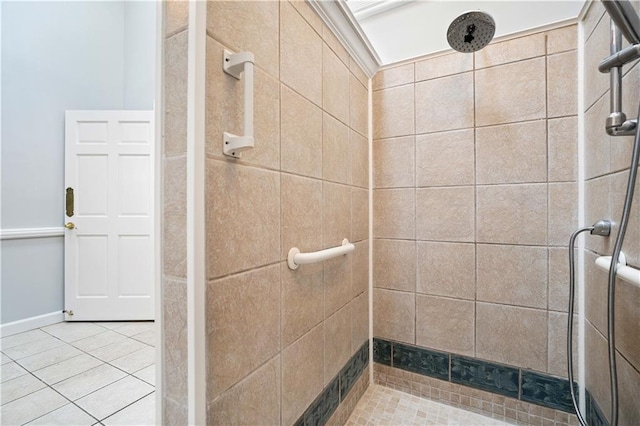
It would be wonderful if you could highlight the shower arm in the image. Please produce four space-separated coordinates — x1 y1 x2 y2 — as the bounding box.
601 20 638 136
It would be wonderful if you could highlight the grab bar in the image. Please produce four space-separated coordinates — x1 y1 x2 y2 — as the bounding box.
223 50 255 158
287 239 355 270
595 252 640 288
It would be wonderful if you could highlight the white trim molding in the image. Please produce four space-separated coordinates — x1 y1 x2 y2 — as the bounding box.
0 311 63 337
350 0 416 21
0 227 65 240
308 0 380 77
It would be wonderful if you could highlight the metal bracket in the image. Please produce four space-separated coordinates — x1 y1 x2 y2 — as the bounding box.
223 50 255 158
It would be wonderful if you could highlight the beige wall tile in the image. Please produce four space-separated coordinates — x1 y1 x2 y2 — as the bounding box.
289 0 322 34
373 85 414 139
208 356 281 425
374 137 415 188
324 255 352 318
323 44 350 124
165 32 188 157
416 129 474 187
373 189 415 239
373 63 414 90
352 240 369 298
548 51 578 118
351 290 369 354
618 353 640 425
416 186 475 242
585 176 611 255
281 261 324 348
351 188 368 242
585 322 611 421
206 161 280 278
548 312 576 377
163 157 186 278
476 120 547 184
373 289 415 344
323 25 350 66
475 58 546 126
477 244 547 309
414 52 473 82
165 398 187 425
549 182 578 246
281 325 324 425
584 13 610 110
549 247 570 312
281 174 323 259
324 305 351 385
350 75 368 137
584 250 609 335
585 95 611 180
373 239 416 292
476 303 548 371
475 33 545 69
416 295 475 357
280 85 322 178
323 182 352 247
350 57 369 88
616 280 640 371
323 114 351 185
416 242 475 300
207 1 279 77
546 25 577 54
351 130 369 189
281 1 322 105
163 279 187 405
165 0 188 37
476 184 548 245
583 1 605 42
415 72 473 134
548 116 578 182
206 265 280 400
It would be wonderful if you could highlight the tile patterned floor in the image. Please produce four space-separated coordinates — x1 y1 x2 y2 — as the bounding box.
347 385 514 426
0 321 155 425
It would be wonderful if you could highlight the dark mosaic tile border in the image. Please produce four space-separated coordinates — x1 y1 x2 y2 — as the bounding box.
374 337 579 414
586 389 609 426
296 341 370 426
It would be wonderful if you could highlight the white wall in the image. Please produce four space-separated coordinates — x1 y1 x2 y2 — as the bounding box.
1 1 155 324
124 0 156 109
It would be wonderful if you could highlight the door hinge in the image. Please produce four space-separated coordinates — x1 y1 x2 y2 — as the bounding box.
63 309 74 317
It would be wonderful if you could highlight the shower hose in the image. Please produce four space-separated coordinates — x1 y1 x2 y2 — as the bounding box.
567 99 640 426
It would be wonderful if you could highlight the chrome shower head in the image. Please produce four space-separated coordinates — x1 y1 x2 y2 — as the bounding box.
602 0 640 45
446 11 495 53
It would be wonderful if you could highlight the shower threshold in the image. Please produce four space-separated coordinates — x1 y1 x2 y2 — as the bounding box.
346 384 513 426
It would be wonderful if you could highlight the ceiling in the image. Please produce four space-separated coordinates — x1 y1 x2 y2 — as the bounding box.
344 0 585 65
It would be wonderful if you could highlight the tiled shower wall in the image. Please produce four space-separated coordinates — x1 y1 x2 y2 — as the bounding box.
582 1 640 424
162 0 189 423
372 25 579 377
204 1 369 424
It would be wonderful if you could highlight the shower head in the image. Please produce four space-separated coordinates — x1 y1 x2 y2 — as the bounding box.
602 0 640 45
446 11 495 53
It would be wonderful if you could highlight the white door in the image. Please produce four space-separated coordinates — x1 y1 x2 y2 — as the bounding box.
64 111 154 321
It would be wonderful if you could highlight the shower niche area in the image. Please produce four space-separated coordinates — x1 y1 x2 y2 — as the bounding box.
161 0 640 425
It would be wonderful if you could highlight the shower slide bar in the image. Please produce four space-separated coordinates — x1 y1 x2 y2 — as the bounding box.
287 239 355 270
595 251 640 287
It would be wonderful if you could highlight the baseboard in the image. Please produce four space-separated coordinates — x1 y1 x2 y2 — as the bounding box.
0 311 64 337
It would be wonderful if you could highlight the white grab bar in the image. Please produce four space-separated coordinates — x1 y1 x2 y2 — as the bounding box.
222 50 254 158
287 238 355 270
595 251 640 288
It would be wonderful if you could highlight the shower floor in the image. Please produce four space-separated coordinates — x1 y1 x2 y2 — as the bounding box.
346 384 513 426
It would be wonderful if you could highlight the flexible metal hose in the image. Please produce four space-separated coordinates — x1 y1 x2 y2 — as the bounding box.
568 226 594 426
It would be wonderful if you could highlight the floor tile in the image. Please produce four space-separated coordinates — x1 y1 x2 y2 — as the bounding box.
88 338 147 362
102 392 155 425
72 331 128 352
2 334 64 360
93 322 129 330
0 387 67 425
112 322 154 337
27 403 97 425
132 364 155 386
33 353 103 385
41 322 107 343
19 344 83 372
52 364 127 401
0 329 50 350
109 346 154 374
1 373 46 405
1 352 12 365
130 329 155 346
75 376 154 421
1 361 28 383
